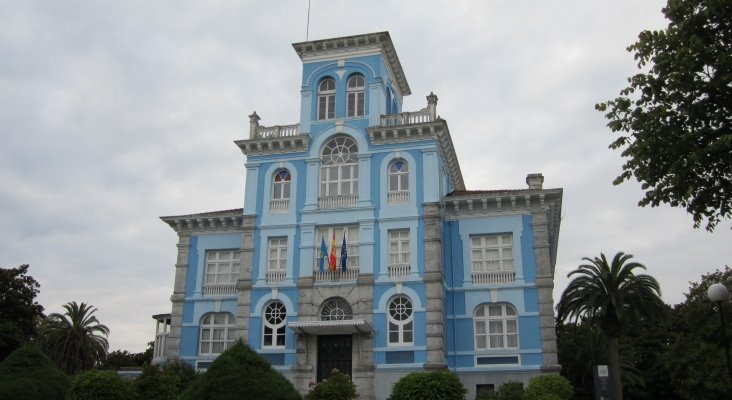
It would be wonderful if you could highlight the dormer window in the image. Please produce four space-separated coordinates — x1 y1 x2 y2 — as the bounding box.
318 78 336 120
388 159 409 204
346 74 365 118
271 169 291 212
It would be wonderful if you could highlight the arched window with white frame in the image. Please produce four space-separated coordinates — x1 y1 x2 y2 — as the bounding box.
319 136 358 208
263 301 287 348
388 159 409 204
388 296 413 345
346 74 365 117
474 303 518 350
199 313 235 355
318 77 336 120
271 169 291 212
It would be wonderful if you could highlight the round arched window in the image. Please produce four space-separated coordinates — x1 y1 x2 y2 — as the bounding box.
320 297 353 321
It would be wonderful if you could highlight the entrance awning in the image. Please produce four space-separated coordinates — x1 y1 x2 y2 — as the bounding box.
288 319 372 335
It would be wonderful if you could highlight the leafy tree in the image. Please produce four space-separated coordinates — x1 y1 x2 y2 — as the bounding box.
0 264 45 361
40 301 110 375
556 252 664 400
101 342 153 370
66 369 133 400
160 358 198 394
524 374 574 400
305 368 357 400
663 267 732 399
387 369 466 400
180 340 300 400
492 380 524 400
133 364 178 400
595 0 732 231
0 345 69 400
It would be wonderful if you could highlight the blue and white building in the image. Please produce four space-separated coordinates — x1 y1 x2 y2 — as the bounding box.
153 32 563 399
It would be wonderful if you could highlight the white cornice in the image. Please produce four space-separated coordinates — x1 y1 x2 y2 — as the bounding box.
160 209 251 234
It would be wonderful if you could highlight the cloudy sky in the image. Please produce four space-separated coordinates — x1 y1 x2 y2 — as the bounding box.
1 0 729 353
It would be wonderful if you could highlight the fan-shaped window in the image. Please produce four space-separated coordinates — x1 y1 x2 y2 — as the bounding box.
346 74 365 118
318 78 336 120
474 303 518 350
319 136 358 207
388 296 413 345
271 169 291 212
319 297 353 321
388 159 409 204
199 313 235 355
263 301 286 348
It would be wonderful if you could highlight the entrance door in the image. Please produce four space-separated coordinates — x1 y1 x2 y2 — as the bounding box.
317 334 352 382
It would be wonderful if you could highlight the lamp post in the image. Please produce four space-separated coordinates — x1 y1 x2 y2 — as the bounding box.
708 282 732 389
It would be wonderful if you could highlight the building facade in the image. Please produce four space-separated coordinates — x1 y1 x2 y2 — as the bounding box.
153 32 563 399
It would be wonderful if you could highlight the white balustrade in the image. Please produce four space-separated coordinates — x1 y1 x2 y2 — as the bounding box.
202 283 237 296
314 267 360 282
388 191 410 204
388 264 411 278
257 123 299 138
471 271 516 285
318 195 358 209
380 108 433 126
270 199 289 212
267 270 286 284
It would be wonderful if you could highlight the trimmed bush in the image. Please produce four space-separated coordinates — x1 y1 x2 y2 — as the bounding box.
66 369 133 400
161 359 198 393
0 345 69 400
494 380 524 400
133 364 178 400
524 374 574 400
305 368 357 400
388 369 467 400
180 340 300 400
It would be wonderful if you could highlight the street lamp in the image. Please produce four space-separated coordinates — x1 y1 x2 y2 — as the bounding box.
708 282 732 389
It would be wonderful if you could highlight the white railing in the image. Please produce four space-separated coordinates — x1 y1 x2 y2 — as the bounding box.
267 270 285 284
256 124 299 138
471 271 516 285
202 282 237 296
314 267 360 281
388 191 410 204
318 195 358 209
388 264 411 278
270 199 289 213
154 333 168 358
380 108 433 126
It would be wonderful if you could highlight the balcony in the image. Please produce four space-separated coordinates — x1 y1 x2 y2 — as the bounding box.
318 195 358 209
314 249 359 282
267 270 286 284
388 263 411 278
202 282 237 296
270 199 289 213
471 271 516 285
388 191 409 205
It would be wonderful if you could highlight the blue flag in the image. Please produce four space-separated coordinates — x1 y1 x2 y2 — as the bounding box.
340 233 348 272
319 237 328 273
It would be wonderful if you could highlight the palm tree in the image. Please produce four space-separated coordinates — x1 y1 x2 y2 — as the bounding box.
556 252 664 400
40 301 110 374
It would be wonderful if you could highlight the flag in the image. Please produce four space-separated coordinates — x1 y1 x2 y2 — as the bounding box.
340 232 348 272
329 231 337 272
319 237 327 273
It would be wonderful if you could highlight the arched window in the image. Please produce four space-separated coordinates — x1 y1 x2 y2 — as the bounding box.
271 169 291 212
346 74 365 118
388 296 413 345
199 313 235 355
320 136 358 207
474 303 518 350
388 159 409 204
263 301 287 348
319 297 353 321
318 78 336 120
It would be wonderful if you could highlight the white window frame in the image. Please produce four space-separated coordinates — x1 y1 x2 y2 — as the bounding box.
388 296 414 346
314 225 359 271
319 136 359 198
263 301 287 348
318 78 336 120
204 250 240 289
471 234 514 273
474 304 518 350
346 74 365 117
388 229 410 277
388 159 409 204
199 313 235 355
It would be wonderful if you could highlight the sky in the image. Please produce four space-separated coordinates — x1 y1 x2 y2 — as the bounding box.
1 0 729 353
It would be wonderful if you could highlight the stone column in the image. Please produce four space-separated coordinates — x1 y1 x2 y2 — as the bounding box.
532 209 560 371
422 202 446 369
166 232 191 359
235 215 256 342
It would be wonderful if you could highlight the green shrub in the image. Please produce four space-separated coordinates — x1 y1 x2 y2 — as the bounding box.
494 380 524 400
180 340 300 400
133 364 177 400
161 359 198 393
66 369 133 400
0 345 70 400
388 369 467 400
524 374 574 400
305 368 357 400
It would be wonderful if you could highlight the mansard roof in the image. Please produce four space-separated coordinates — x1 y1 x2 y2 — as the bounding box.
292 31 411 96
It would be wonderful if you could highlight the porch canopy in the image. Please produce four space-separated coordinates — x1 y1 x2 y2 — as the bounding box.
287 319 372 335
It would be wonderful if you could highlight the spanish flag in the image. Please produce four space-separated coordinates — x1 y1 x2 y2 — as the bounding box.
329 231 337 272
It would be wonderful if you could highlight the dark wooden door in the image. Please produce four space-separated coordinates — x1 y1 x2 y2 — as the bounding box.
317 335 352 382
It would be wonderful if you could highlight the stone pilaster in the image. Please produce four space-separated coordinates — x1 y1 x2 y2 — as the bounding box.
532 210 560 371
235 215 256 343
165 233 191 359
422 202 446 368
